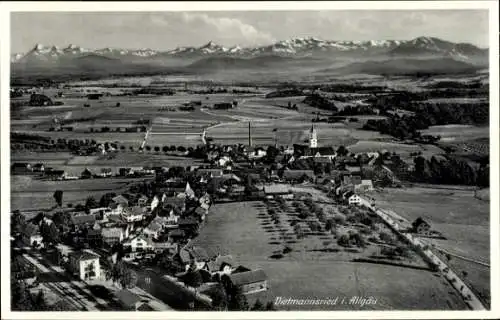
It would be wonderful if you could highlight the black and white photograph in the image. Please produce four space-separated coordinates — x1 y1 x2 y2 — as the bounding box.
1 1 498 318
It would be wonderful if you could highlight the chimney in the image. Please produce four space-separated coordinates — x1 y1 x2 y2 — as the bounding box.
248 122 252 147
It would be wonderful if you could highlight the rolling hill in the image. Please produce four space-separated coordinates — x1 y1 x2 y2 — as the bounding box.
328 58 482 76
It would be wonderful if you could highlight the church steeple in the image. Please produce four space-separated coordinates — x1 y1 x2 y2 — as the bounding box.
309 124 317 148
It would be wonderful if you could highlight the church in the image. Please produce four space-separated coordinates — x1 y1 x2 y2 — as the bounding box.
293 124 336 159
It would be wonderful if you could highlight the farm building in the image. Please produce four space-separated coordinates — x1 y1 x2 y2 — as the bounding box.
354 179 374 193
119 168 132 177
206 255 235 275
29 93 53 106
115 289 152 311
87 93 103 100
44 169 66 180
222 269 268 295
81 168 93 179
99 168 113 178
263 185 293 199
32 163 45 172
213 102 233 110
167 229 185 242
11 163 32 174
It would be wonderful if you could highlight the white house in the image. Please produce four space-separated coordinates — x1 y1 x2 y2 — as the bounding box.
347 193 362 205
68 250 101 281
121 206 146 223
123 235 153 253
154 212 179 229
102 227 126 247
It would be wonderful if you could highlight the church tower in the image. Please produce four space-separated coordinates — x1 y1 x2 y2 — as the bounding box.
309 124 317 148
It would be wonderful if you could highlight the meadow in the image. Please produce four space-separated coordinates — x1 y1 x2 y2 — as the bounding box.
371 186 490 305
193 201 467 310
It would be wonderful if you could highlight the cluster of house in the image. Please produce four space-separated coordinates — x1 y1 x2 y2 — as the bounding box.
11 161 160 180
176 245 269 296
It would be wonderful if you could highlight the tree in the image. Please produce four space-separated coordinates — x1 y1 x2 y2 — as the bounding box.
106 261 126 287
129 146 134 152
120 268 138 289
40 222 60 246
52 211 71 233
154 146 160 152
11 280 34 311
325 218 335 231
85 196 99 211
210 285 228 311
265 301 277 311
228 287 249 311
336 146 349 157
53 190 63 207
162 146 169 153
184 269 203 288
99 192 117 207
145 145 152 151
11 211 26 234
251 299 265 311
177 146 186 152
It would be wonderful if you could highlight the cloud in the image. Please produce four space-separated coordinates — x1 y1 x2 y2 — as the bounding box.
178 13 275 46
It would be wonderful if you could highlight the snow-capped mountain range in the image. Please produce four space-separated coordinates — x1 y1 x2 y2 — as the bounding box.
11 36 488 63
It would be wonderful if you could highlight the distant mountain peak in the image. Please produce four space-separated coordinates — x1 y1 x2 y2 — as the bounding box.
13 36 487 67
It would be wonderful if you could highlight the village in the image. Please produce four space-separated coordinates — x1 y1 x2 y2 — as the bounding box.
10 124 454 312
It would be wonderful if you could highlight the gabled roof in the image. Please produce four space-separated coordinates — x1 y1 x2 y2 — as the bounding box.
70 250 100 262
71 214 96 225
163 197 185 207
179 216 199 226
283 170 315 179
228 269 267 286
115 289 142 308
207 255 235 272
102 227 123 238
264 185 291 194
168 229 185 237
123 206 145 216
146 221 162 232
112 195 129 205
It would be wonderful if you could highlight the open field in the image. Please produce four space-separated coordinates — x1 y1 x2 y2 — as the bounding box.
371 186 490 305
207 120 389 147
193 201 466 310
12 151 204 172
10 175 141 211
420 125 489 142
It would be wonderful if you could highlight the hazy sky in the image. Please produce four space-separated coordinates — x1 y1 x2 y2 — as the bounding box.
11 10 489 53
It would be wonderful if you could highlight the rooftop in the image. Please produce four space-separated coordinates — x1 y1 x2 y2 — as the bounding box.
228 269 267 286
114 289 142 308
